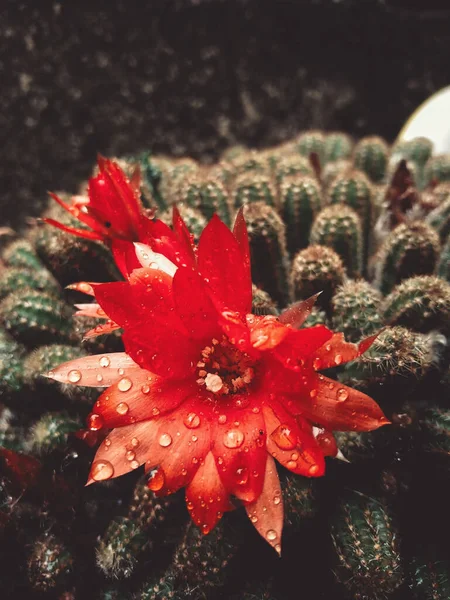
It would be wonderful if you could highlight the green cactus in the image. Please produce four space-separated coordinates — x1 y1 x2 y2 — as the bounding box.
426 194 450 243
353 136 389 183
310 204 363 278
381 275 450 334
221 144 249 163
174 175 232 225
424 154 450 187
0 407 26 451
291 244 345 311
301 305 328 328
27 533 74 592
437 235 450 281
374 222 441 295
280 174 322 255
244 201 292 307
409 558 450 600
324 132 353 163
230 151 270 178
0 332 26 403
159 204 207 243
420 408 450 455
295 130 325 164
137 572 178 600
331 280 383 342
282 473 317 528
331 491 403 599
1 239 44 271
252 285 279 316
232 173 277 209
27 412 81 454
321 159 352 190
274 155 314 186
0 290 75 347
0 267 60 301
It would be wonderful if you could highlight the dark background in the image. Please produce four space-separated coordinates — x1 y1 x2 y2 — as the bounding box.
1 0 450 228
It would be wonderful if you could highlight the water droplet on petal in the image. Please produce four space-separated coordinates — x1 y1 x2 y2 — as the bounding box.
118 377 132 392
310 389 317 398
68 369 82 383
131 437 139 448
223 429 244 449
90 460 114 481
202 524 210 534
184 412 201 429
99 356 110 368
152 407 160 416
337 388 349 402
159 433 172 447
273 495 281 505
148 468 165 491
309 464 320 475
335 354 343 365
130 460 139 470
47 370 55 378
313 357 322 370
141 384 150 394
116 402 129 415
287 460 297 469
250 515 258 523
266 529 277 541
104 438 111 447
271 424 297 450
235 467 249 485
88 413 103 431
218 414 227 424
126 450 135 461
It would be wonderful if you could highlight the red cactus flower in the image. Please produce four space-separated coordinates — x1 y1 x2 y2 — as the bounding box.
46 212 388 553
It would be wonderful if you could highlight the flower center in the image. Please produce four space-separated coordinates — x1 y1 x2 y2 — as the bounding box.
196 336 255 395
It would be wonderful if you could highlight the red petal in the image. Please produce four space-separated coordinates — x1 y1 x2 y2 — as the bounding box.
172 265 220 341
278 293 322 329
111 239 142 277
144 397 212 495
86 421 159 484
173 205 196 262
245 456 283 555
233 208 252 309
273 326 334 370
42 218 104 241
312 427 338 457
94 282 135 327
141 218 195 268
296 373 390 432
94 374 195 428
309 332 379 371
186 451 233 534
48 192 110 237
66 282 96 296
134 243 178 276
83 320 121 340
198 214 252 314
46 352 140 387
211 398 267 503
262 402 325 477
248 315 290 351
74 303 108 319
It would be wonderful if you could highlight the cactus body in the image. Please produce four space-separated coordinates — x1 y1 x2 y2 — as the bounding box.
353 136 389 183
424 154 450 187
332 280 383 342
232 173 277 209
324 132 353 163
281 175 322 255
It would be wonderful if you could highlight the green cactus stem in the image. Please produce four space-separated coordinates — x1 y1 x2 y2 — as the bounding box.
1 239 44 271
281 175 322 255
0 267 60 301
295 130 326 164
331 280 383 343
232 173 277 210
27 413 81 455
252 285 279 316
324 132 353 163
174 174 232 225
159 204 207 244
353 136 389 183
27 533 74 592
426 194 450 243
409 558 450 600
424 154 450 187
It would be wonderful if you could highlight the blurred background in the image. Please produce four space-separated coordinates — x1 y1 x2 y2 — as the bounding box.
1 0 450 227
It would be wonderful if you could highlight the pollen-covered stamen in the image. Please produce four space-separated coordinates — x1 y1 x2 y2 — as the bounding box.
196 336 255 395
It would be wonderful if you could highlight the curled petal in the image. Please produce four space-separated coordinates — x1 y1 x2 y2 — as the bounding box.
42 218 104 241
86 421 159 485
198 214 252 315
278 293 322 329
310 332 380 371
134 242 178 277
94 373 196 428
186 451 233 534
83 320 121 340
74 303 108 319
245 455 283 555
262 403 325 478
46 352 140 387
297 373 390 432
66 282 96 296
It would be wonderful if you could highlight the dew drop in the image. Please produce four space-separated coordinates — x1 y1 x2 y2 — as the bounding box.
328 382 335 390
96 374 103 383
335 353 343 365
47 370 55 378
202 524 211 534
287 460 297 469
131 437 139 448
118 368 125 376
223 429 244 449
159 433 172 447
312 358 322 370
275 543 281 553
271 424 297 450
68 369 82 383
118 377 132 392
250 515 258 523
116 402 129 415
152 407 160 416
90 460 114 481
310 389 317 398
141 384 150 394
88 413 103 431
148 468 165 491
235 467 249 485
104 438 111 447
130 460 139 470
266 529 277 541
337 388 349 402
252 407 260 414
273 495 281 505
218 414 227 424
126 450 136 461
184 412 201 429
309 464 320 475
99 356 110 368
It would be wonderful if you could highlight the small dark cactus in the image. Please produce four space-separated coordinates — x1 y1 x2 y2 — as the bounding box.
27 533 74 592
232 173 277 209
331 280 383 342
426 194 450 243
252 284 278 316
295 130 326 164
160 204 207 243
353 135 389 183
323 132 353 163
424 154 450 187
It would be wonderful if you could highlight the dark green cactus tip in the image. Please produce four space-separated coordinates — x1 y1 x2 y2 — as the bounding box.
310 204 363 278
332 280 383 342
280 174 322 255
375 221 441 295
324 132 353 163
437 235 450 281
252 284 279 316
331 491 403 599
0 266 60 301
291 244 345 311
353 135 389 183
295 130 326 163
321 159 352 190
160 203 207 243
0 290 75 347
1 238 44 271
426 193 450 243
174 174 232 224
27 533 74 592
97 516 149 579
420 408 450 455
409 557 450 600
27 412 81 454
381 275 450 334
300 305 328 328
397 136 434 167
424 154 450 187
244 201 292 307
274 155 314 186
232 172 277 209
282 473 317 529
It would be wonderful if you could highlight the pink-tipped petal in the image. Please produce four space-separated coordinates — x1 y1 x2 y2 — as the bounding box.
83 320 121 340
310 331 380 371
66 282 96 296
245 456 283 555
233 208 252 306
42 218 104 241
278 293 322 329
74 303 108 319
46 352 140 387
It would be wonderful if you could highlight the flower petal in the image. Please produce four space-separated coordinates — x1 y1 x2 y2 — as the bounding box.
262 402 325 478
211 398 267 503
42 218 104 241
83 320 121 340
86 421 159 484
245 455 283 555
74 303 108 319
111 239 142 277
93 373 196 428
309 332 379 370
134 242 178 277
233 208 252 309
94 282 135 328
144 397 212 494
186 451 233 534
296 373 390 432
248 315 290 351
46 352 140 387
273 326 334 370
173 205 196 262
198 214 252 314
278 293 322 329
